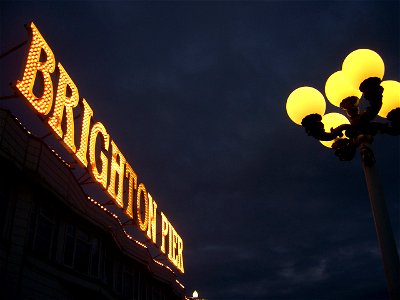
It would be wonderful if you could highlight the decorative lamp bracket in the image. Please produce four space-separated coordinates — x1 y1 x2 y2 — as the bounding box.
300 77 400 162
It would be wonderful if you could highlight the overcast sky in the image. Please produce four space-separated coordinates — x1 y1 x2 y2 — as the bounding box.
1 1 399 299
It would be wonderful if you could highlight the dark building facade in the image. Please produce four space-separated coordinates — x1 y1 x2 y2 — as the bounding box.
0 109 184 299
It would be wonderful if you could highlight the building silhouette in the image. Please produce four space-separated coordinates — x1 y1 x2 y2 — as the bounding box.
0 108 184 299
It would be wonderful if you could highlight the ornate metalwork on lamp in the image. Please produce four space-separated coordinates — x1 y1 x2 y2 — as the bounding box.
300 77 400 163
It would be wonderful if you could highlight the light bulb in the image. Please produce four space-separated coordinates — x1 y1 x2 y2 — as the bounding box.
320 113 350 148
342 49 384 90
378 80 400 118
325 71 362 107
286 86 326 125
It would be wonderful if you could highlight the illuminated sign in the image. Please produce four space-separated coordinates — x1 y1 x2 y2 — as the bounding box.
13 22 184 273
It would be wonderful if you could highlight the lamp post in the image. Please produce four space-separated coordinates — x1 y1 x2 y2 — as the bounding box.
286 49 400 300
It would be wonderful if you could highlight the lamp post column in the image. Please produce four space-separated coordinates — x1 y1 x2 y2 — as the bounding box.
358 136 400 300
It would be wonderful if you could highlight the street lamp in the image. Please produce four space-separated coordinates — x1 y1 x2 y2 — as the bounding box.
286 49 400 300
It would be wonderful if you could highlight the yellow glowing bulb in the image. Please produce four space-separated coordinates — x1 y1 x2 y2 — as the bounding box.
124 162 137 219
168 224 175 264
325 71 362 107
75 99 93 167
286 87 326 125
193 290 199 298
342 49 385 89
48 63 80 153
320 113 350 148
107 140 126 208
15 22 56 115
146 194 158 243
161 212 169 254
176 232 184 273
378 80 400 118
136 183 149 232
89 122 110 189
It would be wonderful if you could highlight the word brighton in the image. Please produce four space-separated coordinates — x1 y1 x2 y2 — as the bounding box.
14 22 184 273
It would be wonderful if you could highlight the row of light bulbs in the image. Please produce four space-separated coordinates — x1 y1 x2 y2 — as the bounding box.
6 114 183 285
88 195 188 291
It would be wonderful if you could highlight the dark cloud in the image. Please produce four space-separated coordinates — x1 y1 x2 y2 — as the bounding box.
1 1 399 299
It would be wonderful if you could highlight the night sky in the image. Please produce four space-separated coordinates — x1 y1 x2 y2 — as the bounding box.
1 1 399 300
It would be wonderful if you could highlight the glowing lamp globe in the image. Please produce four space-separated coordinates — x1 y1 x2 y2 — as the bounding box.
325 71 362 107
342 49 385 89
193 290 199 298
286 86 326 125
378 80 400 118
320 113 350 148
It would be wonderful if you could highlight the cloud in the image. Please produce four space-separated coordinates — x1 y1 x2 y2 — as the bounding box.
279 258 328 282
1 2 398 300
